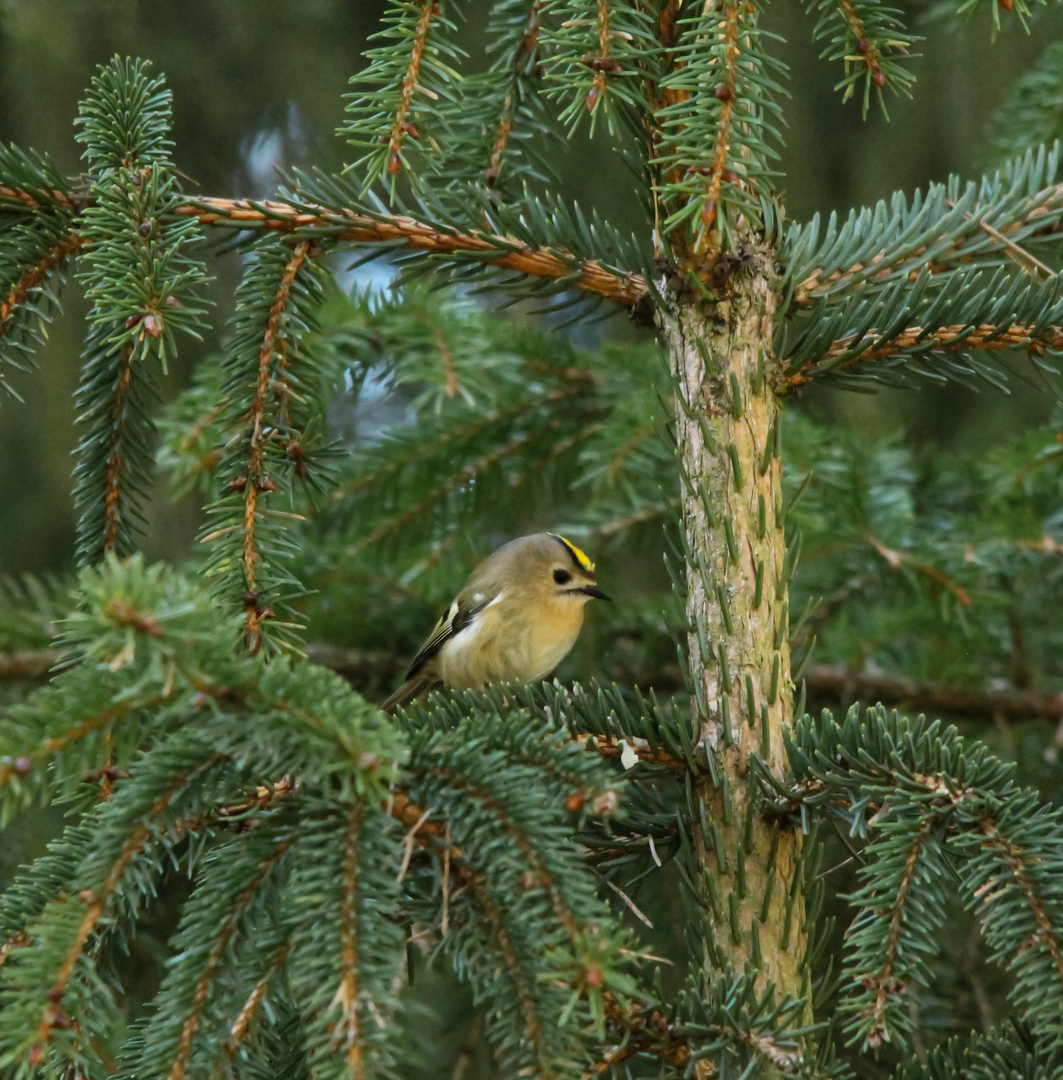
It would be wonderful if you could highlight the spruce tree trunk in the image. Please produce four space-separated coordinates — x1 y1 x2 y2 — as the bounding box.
662 249 806 1000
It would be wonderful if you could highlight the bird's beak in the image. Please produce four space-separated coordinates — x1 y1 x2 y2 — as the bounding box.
581 585 612 601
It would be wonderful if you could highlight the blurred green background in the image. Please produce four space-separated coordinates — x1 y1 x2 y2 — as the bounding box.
1 0 1062 576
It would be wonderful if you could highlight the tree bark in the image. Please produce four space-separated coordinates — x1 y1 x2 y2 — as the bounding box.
662 251 806 1002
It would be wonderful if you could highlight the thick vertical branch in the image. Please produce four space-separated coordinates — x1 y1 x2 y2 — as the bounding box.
662 251 805 997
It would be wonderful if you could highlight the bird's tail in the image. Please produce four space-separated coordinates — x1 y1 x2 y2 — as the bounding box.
380 672 441 714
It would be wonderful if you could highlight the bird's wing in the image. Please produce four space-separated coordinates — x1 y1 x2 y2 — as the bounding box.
404 592 489 680
380 670 442 714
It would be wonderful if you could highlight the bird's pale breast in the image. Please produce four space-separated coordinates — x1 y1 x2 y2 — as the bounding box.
438 593 585 689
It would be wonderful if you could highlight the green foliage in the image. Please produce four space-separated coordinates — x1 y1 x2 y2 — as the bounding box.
198 236 333 654
779 144 1063 388
653 3 787 252
803 0 916 117
0 558 635 1075
990 40 1063 162
341 1 468 196
540 0 660 138
5 6 1063 1077
0 144 78 402
70 57 209 565
783 705 1063 1050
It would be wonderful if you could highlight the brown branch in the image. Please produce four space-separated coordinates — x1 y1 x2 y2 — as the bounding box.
386 0 435 177
586 0 613 114
0 647 60 680
34 761 224 1055
789 322 1063 386
1 183 650 310
943 197 1054 281
423 764 582 940
606 421 656 481
0 233 82 341
319 378 593 513
342 398 593 557
0 184 85 213
242 239 313 654
331 798 365 1070
591 501 675 539
866 535 972 607
698 0 742 249
6 644 1062 733
0 692 169 788
862 816 932 1048
305 644 1063 728
172 197 649 310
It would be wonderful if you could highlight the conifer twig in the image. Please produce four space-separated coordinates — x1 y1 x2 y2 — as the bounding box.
462 868 544 1060
862 816 932 1048
172 197 650 309
240 239 314 653
789 321 1063 384
1 188 650 307
698 0 742 248
102 345 136 555
978 819 1063 987
214 941 292 1074
834 0 886 88
486 1 544 183
168 834 295 1080
332 798 365 1069
0 232 81 339
385 0 436 178
423 764 581 939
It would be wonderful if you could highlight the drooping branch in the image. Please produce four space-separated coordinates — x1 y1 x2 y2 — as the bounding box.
167 834 296 1080
861 817 932 1048
789 321 1063 385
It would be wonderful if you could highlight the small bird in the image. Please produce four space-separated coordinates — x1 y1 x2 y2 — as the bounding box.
381 532 610 713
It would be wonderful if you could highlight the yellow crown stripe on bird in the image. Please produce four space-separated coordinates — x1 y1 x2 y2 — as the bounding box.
548 533 595 574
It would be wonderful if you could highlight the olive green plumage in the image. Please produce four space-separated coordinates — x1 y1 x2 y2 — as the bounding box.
381 533 610 713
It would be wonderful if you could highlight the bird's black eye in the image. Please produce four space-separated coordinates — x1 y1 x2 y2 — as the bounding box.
553 569 572 585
